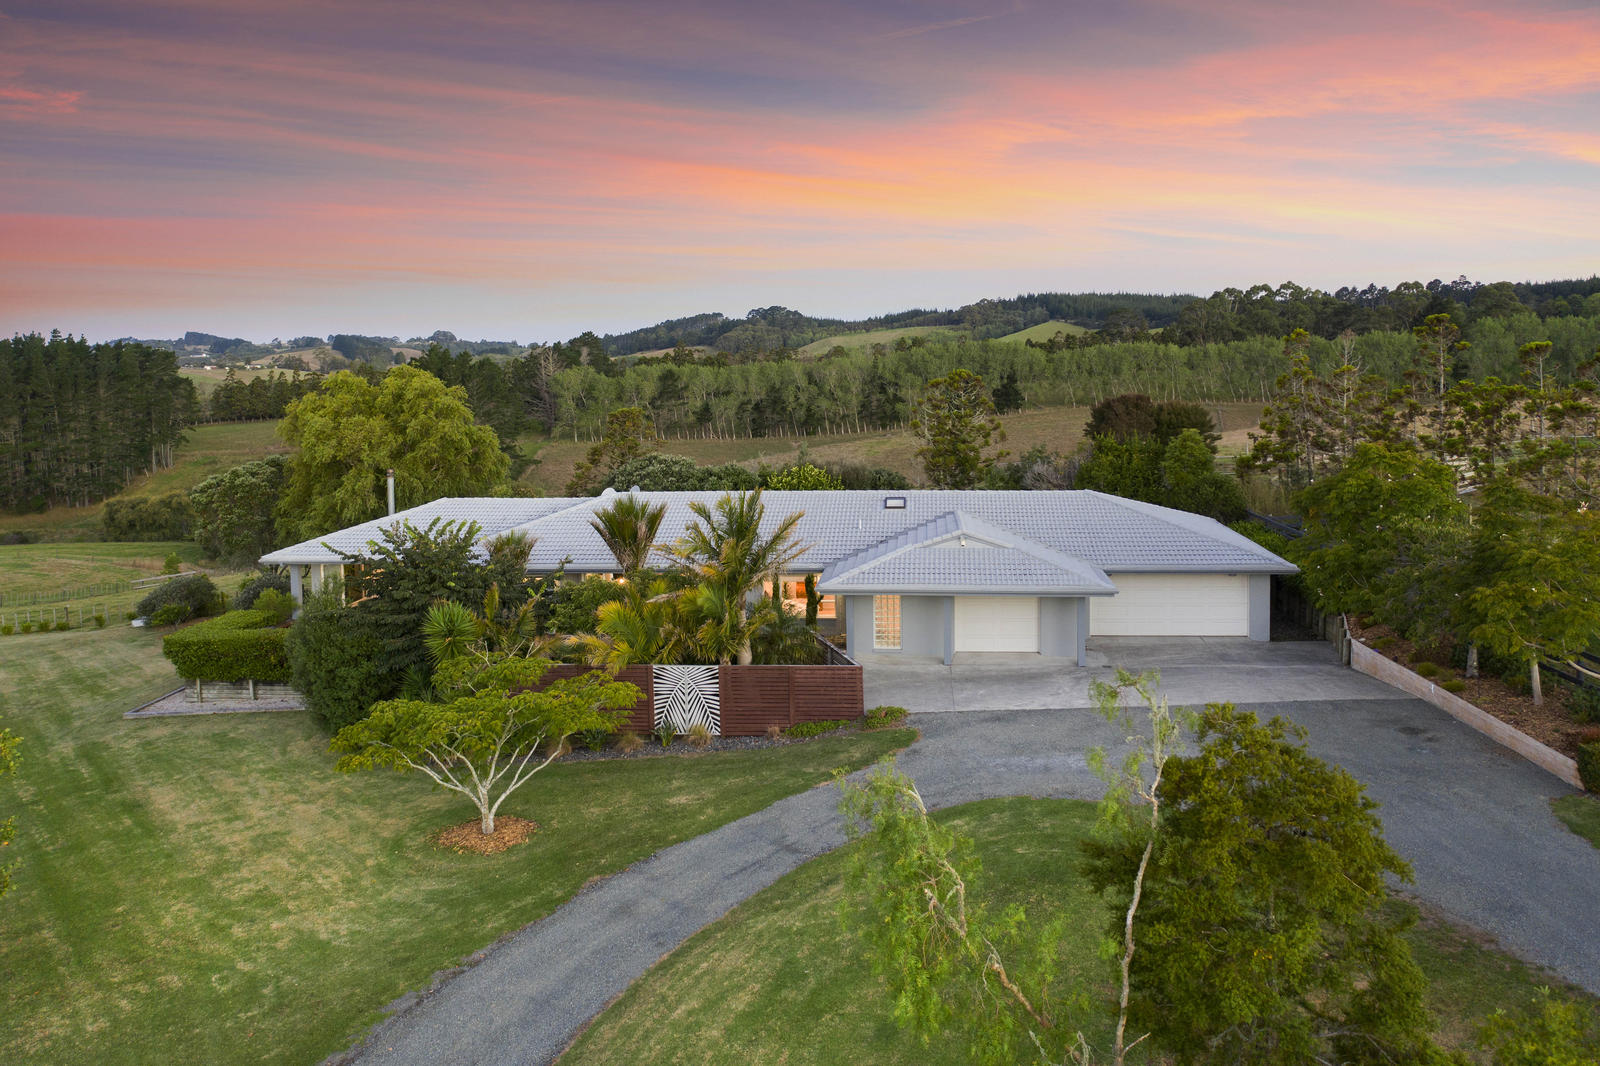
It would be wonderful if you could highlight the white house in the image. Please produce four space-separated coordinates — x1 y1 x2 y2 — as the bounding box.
261 489 1298 666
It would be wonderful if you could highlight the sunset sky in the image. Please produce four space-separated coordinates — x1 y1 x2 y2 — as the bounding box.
3 0 1598 342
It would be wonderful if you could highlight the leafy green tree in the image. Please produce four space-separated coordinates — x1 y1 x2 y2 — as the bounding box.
568 576 688 671
760 462 844 490
188 456 288 563
1074 437 1164 502
565 407 664 494
606 453 759 492
837 671 1185 1066
1083 706 1445 1066
1469 481 1600 704
589 493 667 577
911 368 1007 488
1159 430 1247 522
331 654 639 834
340 520 532 696
0 720 18 902
1085 393 1158 443
1414 313 1470 436
670 490 807 665
275 366 508 542
1288 444 1464 616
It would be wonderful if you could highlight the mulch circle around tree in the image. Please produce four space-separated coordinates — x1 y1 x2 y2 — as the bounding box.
435 816 539 855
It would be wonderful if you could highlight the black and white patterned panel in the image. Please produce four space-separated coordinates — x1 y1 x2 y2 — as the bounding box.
654 664 721 735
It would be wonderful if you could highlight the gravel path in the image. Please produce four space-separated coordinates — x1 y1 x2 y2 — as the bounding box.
338 694 1600 1066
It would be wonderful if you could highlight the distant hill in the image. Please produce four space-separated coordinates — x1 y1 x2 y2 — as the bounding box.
601 292 1195 355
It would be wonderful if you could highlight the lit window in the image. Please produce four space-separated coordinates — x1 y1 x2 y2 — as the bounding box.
873 595 902 649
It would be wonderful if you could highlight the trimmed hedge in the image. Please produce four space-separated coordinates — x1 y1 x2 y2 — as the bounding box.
1579 742 1600 794
162 609 290 682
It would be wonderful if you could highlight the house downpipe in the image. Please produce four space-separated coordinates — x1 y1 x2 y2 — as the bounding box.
387 469 396 516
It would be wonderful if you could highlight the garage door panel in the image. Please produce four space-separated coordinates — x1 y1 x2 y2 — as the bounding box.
954 596 1039 652
1091 574 1248 636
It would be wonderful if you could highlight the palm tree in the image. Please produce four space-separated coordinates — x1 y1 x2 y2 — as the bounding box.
590 494 667 579
670 490 808 665
568 577 686 671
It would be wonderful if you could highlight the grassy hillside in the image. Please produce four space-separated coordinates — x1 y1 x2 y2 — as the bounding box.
178 367 284 399
996 320 1090 343
0 422 289 541
796 325 965 357
520 401 1264 495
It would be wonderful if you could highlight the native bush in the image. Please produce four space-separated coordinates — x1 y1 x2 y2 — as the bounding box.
18 622 32 635
234 570 290 610
162 609 290 682
102 491 195 541
547 575 630 635
287 583 390 732
251 589 295 625
135 573 219 624
149 604 187 627
1442 679 1467 695
0 625 11 636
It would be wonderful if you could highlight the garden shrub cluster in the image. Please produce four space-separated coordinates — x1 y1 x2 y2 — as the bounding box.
784 719 850 739
547 575 631 635
162 609 290 682
135 573 220 624
287 584 389 732
234 570 290 610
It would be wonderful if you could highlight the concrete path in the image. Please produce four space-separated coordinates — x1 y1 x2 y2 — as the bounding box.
861 637 1399 713
342 649 1600 1066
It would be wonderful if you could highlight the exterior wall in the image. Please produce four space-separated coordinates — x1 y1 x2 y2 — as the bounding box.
1248 573 1271 642
900 595 948 658
1038 596 1087 664
842 595 871 659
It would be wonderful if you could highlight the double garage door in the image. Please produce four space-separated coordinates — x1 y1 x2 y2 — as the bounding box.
1089 573 1249 637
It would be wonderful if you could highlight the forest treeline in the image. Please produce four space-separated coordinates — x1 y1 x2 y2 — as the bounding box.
1 332 196 511
469 310 1600 441
599 276 1600 356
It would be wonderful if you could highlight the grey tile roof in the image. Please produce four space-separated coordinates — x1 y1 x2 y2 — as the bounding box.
259 497 591 565
817 511 1118 595
262 488 1298 576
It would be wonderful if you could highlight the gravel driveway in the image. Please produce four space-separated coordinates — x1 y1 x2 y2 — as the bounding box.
338 646 1599 1066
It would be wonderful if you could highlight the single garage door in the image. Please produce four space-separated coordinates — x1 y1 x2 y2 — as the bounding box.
1090 574 1249 637
954 596 1039 652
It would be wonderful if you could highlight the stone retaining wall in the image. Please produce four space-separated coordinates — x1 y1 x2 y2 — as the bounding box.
1350 638 1582 789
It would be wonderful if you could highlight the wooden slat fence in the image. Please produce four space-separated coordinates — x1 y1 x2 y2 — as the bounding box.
525 662 863 736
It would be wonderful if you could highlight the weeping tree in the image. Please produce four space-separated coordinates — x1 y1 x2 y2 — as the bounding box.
331 654 639 835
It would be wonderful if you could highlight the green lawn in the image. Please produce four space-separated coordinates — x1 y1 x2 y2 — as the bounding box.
0 626 914 1064
1552 794 1600 849
562 797 1595 1066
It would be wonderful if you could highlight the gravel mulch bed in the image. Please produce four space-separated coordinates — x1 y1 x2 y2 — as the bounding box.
1348 617 1595 759
124 687 306 718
